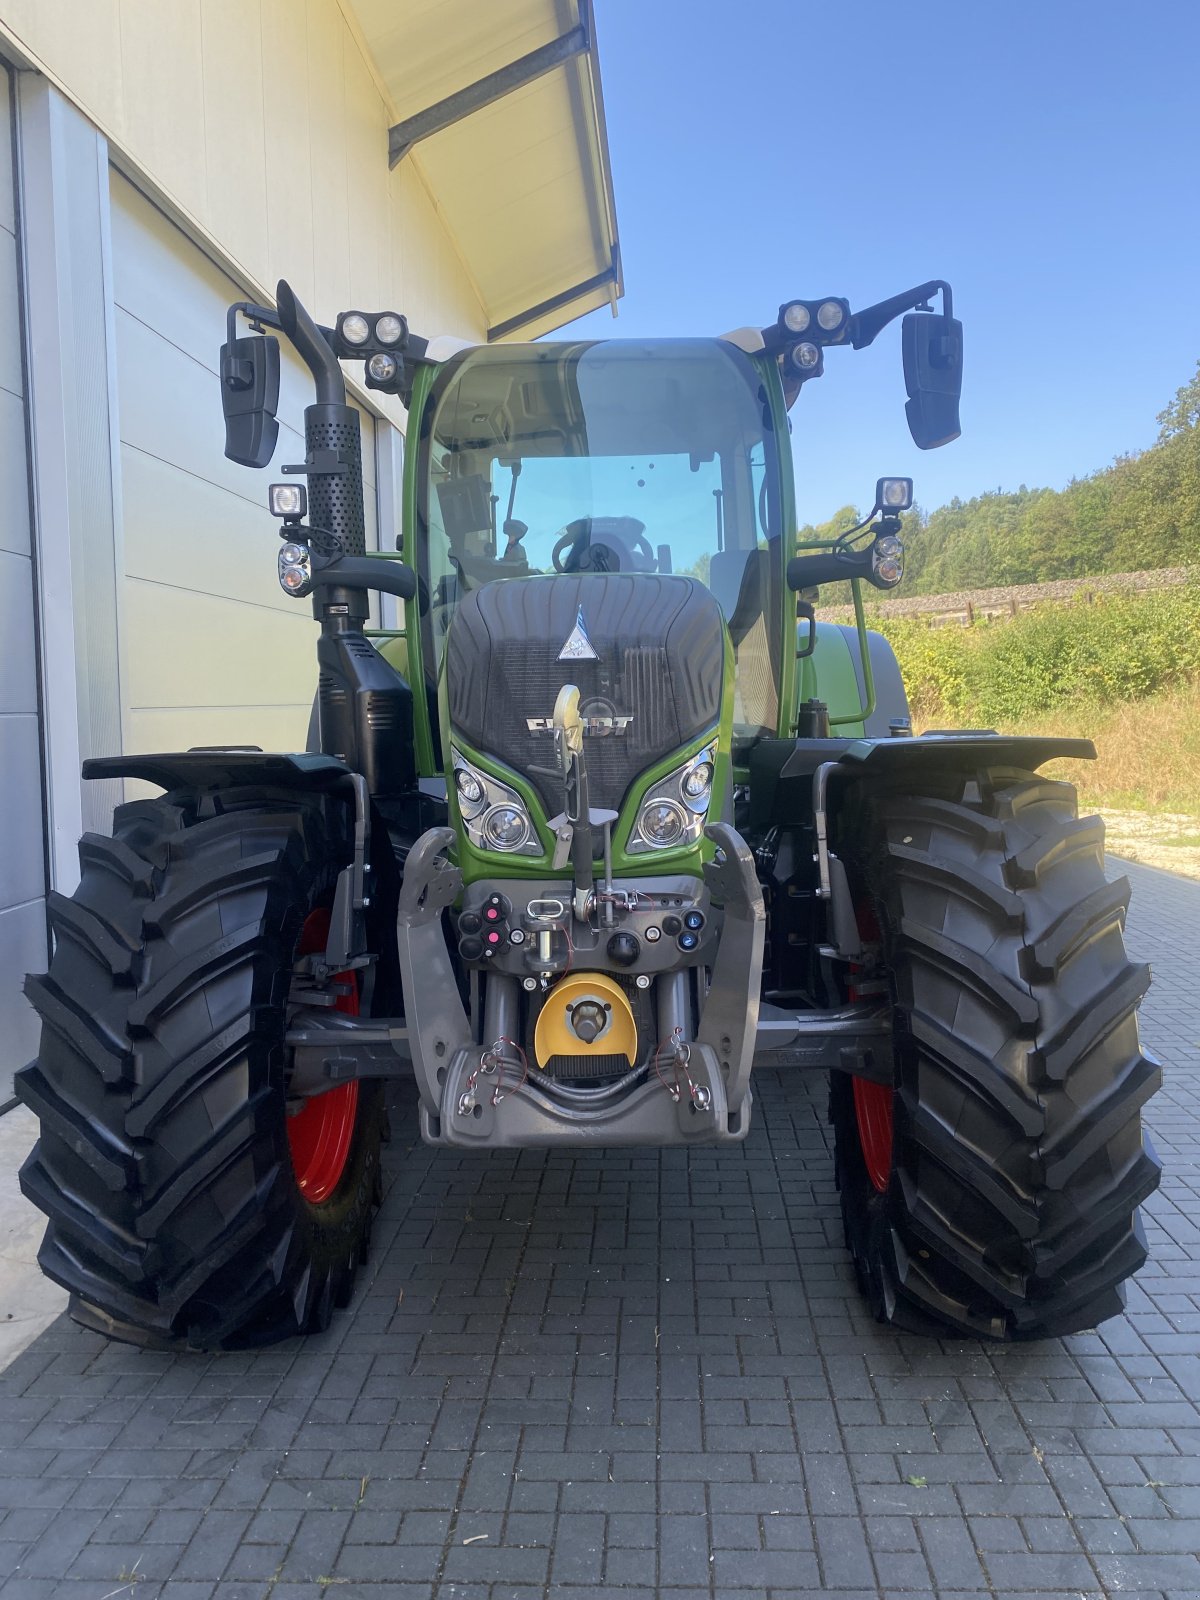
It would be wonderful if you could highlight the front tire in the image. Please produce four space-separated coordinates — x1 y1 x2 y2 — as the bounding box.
832 767 1161 1341
17 787 385 1349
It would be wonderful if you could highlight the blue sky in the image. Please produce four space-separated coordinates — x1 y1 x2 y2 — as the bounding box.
565 0 1200 526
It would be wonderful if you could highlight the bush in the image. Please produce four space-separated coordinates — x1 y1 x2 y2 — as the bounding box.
873 573 1200 724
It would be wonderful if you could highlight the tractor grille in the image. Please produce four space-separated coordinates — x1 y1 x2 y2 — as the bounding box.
446 574 725 815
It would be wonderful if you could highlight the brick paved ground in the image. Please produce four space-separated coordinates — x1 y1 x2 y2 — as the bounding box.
1 858 1198 1599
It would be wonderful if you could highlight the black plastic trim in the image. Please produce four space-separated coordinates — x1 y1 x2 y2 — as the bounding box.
82 751 353 794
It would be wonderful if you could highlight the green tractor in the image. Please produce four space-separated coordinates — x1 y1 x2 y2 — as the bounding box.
18 277 1160 1349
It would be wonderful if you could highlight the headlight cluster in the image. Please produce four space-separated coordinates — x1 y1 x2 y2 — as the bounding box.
871 534 904 587
630 747 715 854
779 298 848 338
451 749 542 856
337 310 408 349
277 541 312 595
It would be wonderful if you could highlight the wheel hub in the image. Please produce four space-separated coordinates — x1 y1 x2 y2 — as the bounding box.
288 909 360 1204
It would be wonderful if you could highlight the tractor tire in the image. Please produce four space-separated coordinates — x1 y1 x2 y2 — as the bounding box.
831 766 1161 1341
16 787 385 1350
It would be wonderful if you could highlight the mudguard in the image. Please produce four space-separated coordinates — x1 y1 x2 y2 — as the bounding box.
83 750 353 793
834 731 1095 776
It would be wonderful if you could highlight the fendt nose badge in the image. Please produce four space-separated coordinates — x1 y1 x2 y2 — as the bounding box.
558 605 599 662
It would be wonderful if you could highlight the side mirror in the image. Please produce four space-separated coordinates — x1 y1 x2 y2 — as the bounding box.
220 333 280 468
902 313 962 449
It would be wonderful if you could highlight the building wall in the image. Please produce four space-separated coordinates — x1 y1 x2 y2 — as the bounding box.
0 1 491 1086
0 61 46 1099
109 172 385 760
0 0 486 352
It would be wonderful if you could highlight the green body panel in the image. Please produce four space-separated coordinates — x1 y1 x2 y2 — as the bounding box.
374 632 410 678
801 622 868 738
753 351 801 740
401 361 440 778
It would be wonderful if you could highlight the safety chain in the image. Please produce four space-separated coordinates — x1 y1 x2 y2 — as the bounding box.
457 1036 529 1116
654 1027 712 1113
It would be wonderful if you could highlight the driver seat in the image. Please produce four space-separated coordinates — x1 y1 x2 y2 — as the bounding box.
561 516 654 572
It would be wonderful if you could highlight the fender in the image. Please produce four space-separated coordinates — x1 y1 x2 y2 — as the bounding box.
83 749 353 793
84 750 369 968
833 730 1094 780
813 731 1096 935
747 730 1094 835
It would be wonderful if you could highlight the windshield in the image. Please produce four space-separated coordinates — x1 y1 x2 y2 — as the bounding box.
418 338 782 742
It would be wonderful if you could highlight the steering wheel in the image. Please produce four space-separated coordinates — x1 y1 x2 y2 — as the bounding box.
552 517 656 573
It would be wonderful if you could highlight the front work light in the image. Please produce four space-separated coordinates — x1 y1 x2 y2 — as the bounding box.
339 312 370 345
817 299 845 331
781 301 811 333
374 313 406 345
792 342 821 371
368 352 398 384
268 482 307 519
876 476 913 511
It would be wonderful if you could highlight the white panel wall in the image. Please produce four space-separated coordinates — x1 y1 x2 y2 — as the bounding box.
0 0 487 360
0 62 46 1098
110 173 383 758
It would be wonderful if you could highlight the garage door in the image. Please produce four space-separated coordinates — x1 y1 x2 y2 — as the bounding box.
0 63 48 1104
109 172 380 759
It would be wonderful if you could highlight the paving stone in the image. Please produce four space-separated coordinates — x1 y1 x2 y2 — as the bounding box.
0 860 1196 1594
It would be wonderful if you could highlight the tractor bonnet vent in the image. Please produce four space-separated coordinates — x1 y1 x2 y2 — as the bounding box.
445 574 726 816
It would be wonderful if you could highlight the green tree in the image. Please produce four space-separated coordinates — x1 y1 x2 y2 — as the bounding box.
800 356 1200 594
1157 360 1200 442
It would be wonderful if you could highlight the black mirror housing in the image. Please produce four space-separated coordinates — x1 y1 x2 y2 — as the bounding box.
902 312 962 449
220 333 281 468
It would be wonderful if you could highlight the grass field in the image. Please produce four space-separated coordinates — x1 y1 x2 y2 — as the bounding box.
914 679 1200 877
873 577 1200 873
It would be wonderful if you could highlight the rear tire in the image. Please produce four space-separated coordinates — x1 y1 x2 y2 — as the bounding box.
831 767 1161 1341
17 787 384 1350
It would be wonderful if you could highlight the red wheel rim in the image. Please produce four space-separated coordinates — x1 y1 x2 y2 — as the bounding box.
847 897 892 1193
287 909 360 1205
853 1077 893 1193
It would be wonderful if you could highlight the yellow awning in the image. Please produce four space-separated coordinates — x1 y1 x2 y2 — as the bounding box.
346 0 621 340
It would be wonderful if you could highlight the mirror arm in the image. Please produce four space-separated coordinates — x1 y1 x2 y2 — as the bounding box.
848 279 953 349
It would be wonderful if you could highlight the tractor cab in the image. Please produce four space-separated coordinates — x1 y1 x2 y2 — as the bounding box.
413 337 785 755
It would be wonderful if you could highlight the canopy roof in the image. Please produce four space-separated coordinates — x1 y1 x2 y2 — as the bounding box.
347 0 621 341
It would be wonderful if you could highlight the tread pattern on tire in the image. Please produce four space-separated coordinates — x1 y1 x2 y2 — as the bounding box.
18 788 384 1350
832 766 1161 1341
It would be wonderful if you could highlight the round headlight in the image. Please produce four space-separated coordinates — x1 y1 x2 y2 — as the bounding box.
782 301 810 334
374 314 405 345
368 352 397 384
280 543 307 567
817 299 844 330
341 313 370 346
791 342 820 371
872 534 904 586
454 766 485 820
482 804 530 852
682 760 714 806
639 800 686 849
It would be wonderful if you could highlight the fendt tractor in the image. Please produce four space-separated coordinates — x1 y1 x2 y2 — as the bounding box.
18 276 1161 1350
